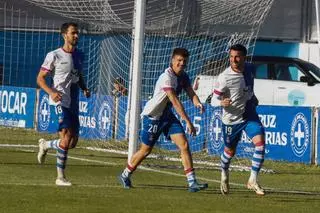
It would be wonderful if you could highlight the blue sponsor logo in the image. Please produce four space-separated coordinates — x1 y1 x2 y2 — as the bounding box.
290 112 309 157
98 101 112 138
208 109 223 151
39 94 51 130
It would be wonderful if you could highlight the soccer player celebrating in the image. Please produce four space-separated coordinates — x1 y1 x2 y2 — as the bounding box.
118 48 208 192
36 22 90 186
211 44 266 195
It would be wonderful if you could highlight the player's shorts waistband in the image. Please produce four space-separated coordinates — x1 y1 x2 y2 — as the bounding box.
148 115 161 120
140 114 160 120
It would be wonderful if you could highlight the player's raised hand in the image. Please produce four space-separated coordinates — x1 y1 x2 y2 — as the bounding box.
221 98 232 107
83 89 90 98
186 121 196 137
196 103 205 114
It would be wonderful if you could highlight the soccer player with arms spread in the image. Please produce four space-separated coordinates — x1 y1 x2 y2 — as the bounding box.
119 48 208 192
36 22 90 186
212 44 266 195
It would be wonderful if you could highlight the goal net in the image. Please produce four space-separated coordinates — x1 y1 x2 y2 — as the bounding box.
1 0 274 173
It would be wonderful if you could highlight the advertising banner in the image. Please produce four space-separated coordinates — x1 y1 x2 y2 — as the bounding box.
0 86 36 128
36 88 314 164
207 105 313 164
115 96 128 140
37 90 114 140
78 94 114 140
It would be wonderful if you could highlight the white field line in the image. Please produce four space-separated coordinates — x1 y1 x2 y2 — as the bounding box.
0 182 121 188
84 147 274 173
0 144 239 187
1 144 320 195
0 144 273 173
17 148 227 185
84 147 250 172
0 144 38 148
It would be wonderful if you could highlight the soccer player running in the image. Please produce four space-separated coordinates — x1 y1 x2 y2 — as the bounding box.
119 48 208 192
36 22 90 186
211 44 266 195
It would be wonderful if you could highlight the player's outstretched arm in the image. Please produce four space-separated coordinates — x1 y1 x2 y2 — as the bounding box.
165 89 196 136
185 86 204 114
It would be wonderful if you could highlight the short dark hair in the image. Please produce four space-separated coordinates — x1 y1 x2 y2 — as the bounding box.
61 22 78 34
172 48 189 58
229 44 247 56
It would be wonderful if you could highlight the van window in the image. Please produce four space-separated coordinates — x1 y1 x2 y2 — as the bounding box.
275 64 292 81
303 62 320 82
254 63 268 79
288 65 305 81
274 63 305 82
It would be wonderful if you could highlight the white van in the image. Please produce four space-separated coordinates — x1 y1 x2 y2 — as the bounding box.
193 56 320 106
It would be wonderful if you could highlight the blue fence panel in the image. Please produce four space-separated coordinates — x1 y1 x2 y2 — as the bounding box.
0 86 36 128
